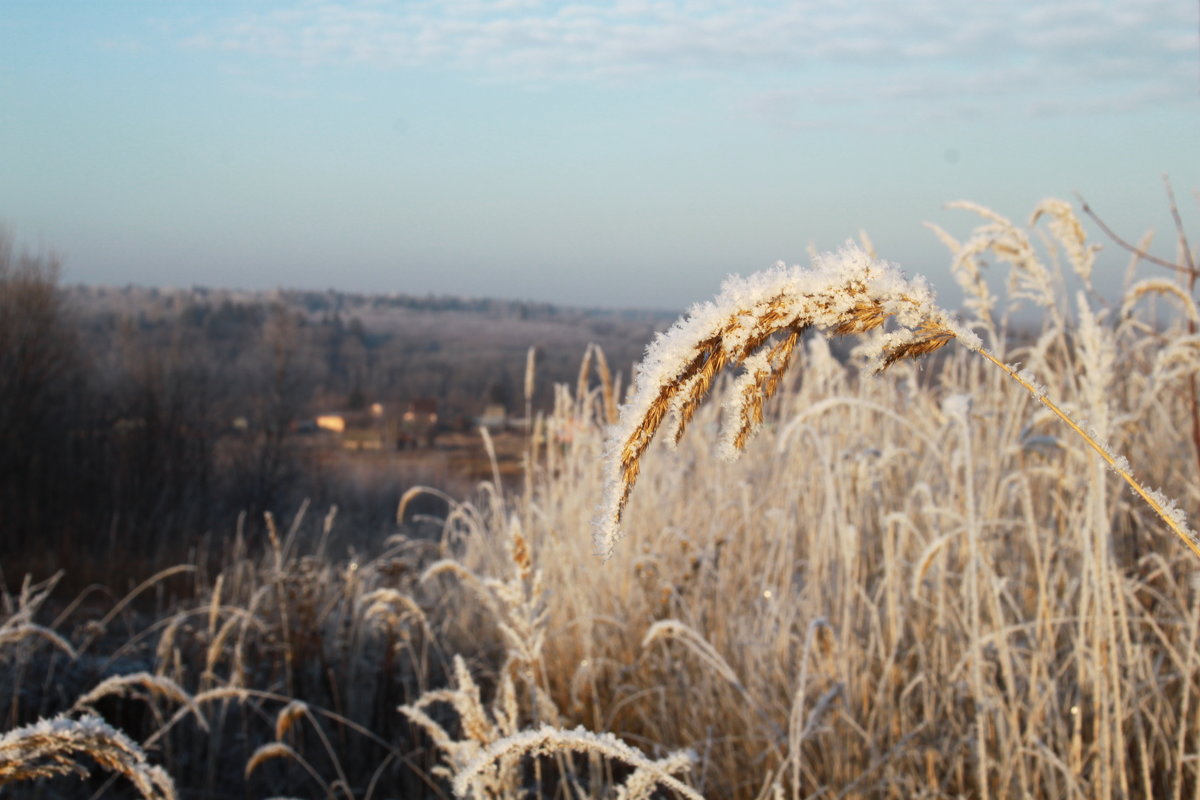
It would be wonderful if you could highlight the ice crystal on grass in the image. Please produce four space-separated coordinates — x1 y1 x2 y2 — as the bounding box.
595 245 966 559
596 210 1200 567
1145 488 1198 547
1014 369 1047 399
0 623 76 658
452 725 702 800
0 714 175 799
1031 198 1098 286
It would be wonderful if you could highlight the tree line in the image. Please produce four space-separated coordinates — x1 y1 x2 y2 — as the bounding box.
0 231 670 587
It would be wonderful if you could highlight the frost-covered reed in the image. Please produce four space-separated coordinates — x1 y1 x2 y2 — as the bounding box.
0 714 176 799
594 245 976 559
597 222 1200 566
5 192 1200 799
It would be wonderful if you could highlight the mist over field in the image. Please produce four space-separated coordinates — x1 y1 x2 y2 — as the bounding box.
1 267 675 577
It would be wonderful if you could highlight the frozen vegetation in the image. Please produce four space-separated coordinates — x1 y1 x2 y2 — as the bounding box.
4 191 1200 798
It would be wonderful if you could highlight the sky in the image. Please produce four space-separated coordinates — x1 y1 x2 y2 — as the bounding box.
0 1 1197 311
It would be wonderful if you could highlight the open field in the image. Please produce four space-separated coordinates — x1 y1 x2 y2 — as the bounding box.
4 196 1200 798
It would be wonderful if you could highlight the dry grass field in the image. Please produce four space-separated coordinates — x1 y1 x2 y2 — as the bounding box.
4 192 1200 799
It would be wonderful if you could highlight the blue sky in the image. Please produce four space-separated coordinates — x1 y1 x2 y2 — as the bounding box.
1 1 1197 310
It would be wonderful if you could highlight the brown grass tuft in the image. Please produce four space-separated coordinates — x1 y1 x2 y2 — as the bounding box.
595 246 970 558
0 714 176 799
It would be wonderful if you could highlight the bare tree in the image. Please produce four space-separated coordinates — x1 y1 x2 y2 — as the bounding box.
0 230 84 561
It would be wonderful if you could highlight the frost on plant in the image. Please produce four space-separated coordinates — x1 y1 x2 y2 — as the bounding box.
452 725 702 800
594 217 1200 568
594 244 971 559
0 714 176 799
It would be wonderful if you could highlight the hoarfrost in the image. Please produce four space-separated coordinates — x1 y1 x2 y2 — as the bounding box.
1014 368 1047 399
594 243 967 558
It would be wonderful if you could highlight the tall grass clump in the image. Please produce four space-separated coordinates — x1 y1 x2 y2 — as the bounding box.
561 195 1200 798
445 193 1200 798
5 189 1200 799
595 237 1199 565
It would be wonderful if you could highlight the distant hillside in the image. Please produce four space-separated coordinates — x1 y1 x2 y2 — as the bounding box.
4 275 681 574
63 284 680 419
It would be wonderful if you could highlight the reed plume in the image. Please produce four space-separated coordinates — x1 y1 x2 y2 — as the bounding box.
0 714 176 799
452 725 702 800
594 245 972 558
596 230 1200 565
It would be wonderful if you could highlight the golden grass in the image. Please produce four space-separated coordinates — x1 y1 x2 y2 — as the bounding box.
593 248 968 559
71 672 206 731
598 219 1200 567
452 725 702 800
6 192 1200 799
0 714 176 799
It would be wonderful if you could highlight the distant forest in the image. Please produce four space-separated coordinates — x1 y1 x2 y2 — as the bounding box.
0 234 675 585
68 283 672 420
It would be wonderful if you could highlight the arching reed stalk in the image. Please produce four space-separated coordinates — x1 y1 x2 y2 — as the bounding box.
595 243 1200 564
0 714 177 799
452 725 702 800
594 245 971 559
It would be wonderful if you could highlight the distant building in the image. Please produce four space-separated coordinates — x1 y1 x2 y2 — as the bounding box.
403 398 439 425
311 399 443 450
313 411 385 449
316 414 346 434
478 404 508 431
398 398 439 449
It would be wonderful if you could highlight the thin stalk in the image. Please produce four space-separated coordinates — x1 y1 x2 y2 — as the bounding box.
974 346 1200 561
1163 174 1200 477
953 403 990 800
1079 182 1200 474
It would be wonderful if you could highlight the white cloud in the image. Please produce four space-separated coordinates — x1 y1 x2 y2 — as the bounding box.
181 0 1198 120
